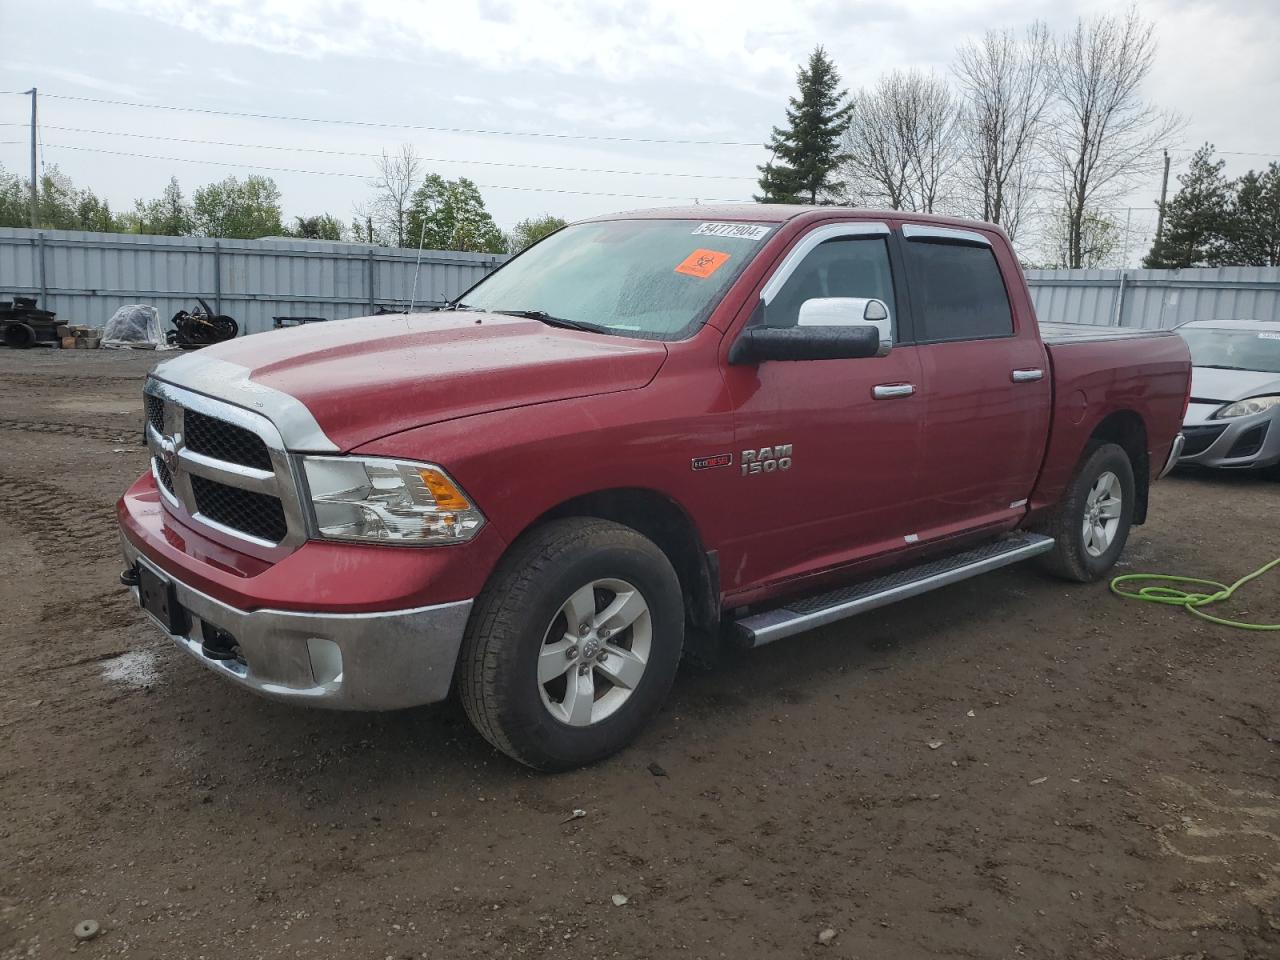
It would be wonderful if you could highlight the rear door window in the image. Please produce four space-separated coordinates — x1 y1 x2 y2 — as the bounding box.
904 239 1013 342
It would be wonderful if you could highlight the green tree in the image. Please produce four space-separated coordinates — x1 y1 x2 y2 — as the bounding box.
192 174 285 238
0 165 30 227
74 191 119 232
129 177 193 236
1143 144 1231 268
406 176 505 253
757 46 854 204
1224 164 1280 266
1045 206 1121 268
507 214 566 253
36 167 81 229
288 214 346 241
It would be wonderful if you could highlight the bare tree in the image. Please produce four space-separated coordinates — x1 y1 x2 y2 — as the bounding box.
1045 9 1181 268
370 144 421 248
953 22 1054 243
1043 205 1123 268
841 70 960 213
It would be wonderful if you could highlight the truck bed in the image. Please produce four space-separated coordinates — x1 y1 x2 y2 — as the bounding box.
1039 321 1181 345
1029 324 1191 514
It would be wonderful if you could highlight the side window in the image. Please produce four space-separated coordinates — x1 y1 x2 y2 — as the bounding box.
762 237 897 331
904 239 1013 342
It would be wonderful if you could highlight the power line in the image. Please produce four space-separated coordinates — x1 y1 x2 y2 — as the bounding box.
8 91 759 147
39 141 749 203
33 124 756 181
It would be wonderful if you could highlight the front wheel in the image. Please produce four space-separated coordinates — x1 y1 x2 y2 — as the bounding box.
1037 442 1136 582
456 518 684 770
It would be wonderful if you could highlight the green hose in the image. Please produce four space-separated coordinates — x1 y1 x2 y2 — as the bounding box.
1110 556 1280 630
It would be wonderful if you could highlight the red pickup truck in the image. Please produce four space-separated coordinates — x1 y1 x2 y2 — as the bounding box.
118 205 1190 769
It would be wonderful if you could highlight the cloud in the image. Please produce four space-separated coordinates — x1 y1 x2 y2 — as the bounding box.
5 62 148 99
95 0 924 91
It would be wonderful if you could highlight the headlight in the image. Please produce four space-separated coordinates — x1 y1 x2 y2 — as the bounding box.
1213 395 1280 419
301 456 484 544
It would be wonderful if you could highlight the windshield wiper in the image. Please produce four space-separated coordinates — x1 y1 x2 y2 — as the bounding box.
492 309 609 334
1194 364 1244 370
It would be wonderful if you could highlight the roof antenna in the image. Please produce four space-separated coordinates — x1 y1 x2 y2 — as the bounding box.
406 217 428 315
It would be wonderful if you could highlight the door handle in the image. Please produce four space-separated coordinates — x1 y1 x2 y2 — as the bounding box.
1011 368 1044 383
872 383 916 399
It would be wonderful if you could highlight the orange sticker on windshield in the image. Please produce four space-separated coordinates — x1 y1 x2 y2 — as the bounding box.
675 249 731 279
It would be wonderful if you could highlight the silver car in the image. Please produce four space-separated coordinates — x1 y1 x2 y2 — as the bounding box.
1177 318 1280 472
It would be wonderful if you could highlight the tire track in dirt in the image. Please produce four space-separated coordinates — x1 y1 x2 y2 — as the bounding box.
0 475 119 558
0 419 140 444
0 373 143 390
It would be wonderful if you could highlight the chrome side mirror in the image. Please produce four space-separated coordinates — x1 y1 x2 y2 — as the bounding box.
796 297 892 356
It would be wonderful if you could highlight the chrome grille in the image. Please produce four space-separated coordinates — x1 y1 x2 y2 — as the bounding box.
144 378 304 553
184 409 273 471
154 456 175 493
145 394 165 433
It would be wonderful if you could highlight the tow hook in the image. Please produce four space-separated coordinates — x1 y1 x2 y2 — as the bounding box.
201 624 242 663
119 564 140 587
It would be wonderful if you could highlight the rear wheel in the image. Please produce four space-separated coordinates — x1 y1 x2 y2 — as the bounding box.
456 518 684 770
1037 442 1136 582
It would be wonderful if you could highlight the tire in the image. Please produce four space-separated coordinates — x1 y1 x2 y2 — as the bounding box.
3 322 36 349
1037 442 1136 583
456 518 685 771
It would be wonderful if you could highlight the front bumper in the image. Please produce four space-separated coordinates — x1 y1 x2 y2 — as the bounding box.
1178 409 1280 469
120 536 473 710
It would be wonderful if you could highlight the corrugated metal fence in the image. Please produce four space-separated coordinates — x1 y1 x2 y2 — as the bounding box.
1025 267 1280 329
4 228 1277 336
0 227 508 335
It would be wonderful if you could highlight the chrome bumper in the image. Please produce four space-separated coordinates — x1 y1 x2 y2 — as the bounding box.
121 540 473 711
1158 432 1185 479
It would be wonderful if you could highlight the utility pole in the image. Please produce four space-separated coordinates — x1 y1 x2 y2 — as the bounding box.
1153 149 1171 246
1121 207 1132 267
26 87 38 229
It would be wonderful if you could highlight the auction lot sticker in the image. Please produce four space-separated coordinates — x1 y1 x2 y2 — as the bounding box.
676 249 731 278
693 222 771 241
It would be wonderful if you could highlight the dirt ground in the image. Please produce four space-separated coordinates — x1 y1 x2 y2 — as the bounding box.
0 346 1277 960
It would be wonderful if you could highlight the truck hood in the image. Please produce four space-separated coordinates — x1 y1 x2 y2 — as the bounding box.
151 312 668 451
1190 366 1280 404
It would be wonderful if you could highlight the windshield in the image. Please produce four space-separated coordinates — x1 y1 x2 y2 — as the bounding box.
1179 327 1280 374
458 218 775 340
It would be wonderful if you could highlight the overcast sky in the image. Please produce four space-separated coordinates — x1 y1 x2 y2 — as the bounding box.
1 0 1277 256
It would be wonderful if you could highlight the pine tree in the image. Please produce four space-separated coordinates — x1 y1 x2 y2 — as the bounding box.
1143 144 1231 268
1224 163 1280 266
757 47 853 204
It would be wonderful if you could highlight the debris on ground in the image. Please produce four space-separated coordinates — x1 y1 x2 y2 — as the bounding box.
73 920 100 941
818 927 837 945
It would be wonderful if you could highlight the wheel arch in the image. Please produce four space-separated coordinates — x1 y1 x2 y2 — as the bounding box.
507 487 721 661
1087 410 1149 524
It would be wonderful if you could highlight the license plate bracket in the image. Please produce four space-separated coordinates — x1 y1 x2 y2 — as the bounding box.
137 564 191 636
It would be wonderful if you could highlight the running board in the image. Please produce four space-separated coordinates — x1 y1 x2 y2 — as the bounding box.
734 533 1055 648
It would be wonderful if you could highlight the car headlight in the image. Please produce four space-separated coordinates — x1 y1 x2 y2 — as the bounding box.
1213 395 1280 419
301 456 484 544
